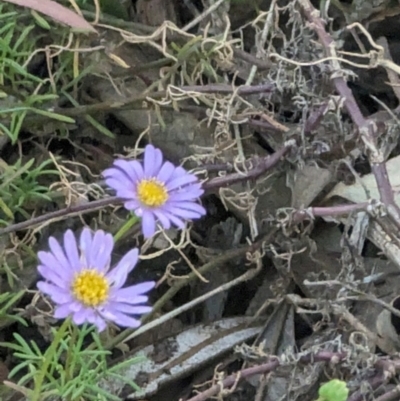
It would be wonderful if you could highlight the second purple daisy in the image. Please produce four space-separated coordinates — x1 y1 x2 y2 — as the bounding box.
37 228 155 332
103 145 206 238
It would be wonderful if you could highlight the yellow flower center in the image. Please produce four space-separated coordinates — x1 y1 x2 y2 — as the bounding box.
137 178 168 207
71 269 109 307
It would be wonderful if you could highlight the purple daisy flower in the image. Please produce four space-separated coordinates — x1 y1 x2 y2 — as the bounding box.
37 228 155 332
103 144 206 238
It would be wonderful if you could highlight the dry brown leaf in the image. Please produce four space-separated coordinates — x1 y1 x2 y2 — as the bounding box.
101 317 261 399
4 0 96 33
325 155 400 205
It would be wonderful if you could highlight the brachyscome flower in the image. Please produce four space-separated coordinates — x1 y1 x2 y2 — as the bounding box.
37 228 155 332
103 144 206 238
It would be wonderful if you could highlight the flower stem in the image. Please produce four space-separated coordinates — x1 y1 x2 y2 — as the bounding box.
64 323 78 385
113 214 140 242
31 318 71 401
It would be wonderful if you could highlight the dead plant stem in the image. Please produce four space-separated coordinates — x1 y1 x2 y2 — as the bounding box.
0 146 287 236
186 351 348 401
292 203 370 222
298 0 400 227
204 141 294 190
374 385 400 401
0 196 121 236
8 84 275 127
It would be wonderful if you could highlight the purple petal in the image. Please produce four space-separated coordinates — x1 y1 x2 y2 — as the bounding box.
169 201 206 214
152 148 164 175
104 178 135 197
38 251 72 281
144 145 163 177
38 265 69 289
122 159 145 182
157 161 176 183
167 207 203 219
163 202 205 219
54 303 74 318
110 294 149 304
169 189 204 201
106 248 139 289
48 237 71 270
102 309 141 328
153 209 171 230
141 211 157 238
160 210 185 229
112 160 140 182
72 307 92 325
89 230 113 272
112 282 155 300
124 199 141 211
37 282 72 304
79 228 93 268
133 207 144 217
103 166 125 180
114 188 136 200
143 145 154 175
167 166 186 181
96 232 114 273
108 302 152 315
88 230 103 267
68 300 84 313
91 313 107 332
166 174 198 191
103 167 130 185
63 230 80 270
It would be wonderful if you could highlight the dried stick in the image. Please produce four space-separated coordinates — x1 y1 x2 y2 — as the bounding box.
0 186 369 238
1 84 275 127
298 0 400 225
186 350 400 401
0 141 369 236
204 140 294 190
347 371 394 401
0 142 291 236
75 83 275 114
376 37 400 104
374 385 400 401
0 196 121 236
186 351 348 401
292 202 369 222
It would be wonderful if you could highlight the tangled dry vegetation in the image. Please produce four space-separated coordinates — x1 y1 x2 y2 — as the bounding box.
4 0 400 400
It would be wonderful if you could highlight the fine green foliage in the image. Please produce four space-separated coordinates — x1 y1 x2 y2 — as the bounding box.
317 379 349 401
0 4 54 143
0 291 25 327
0 157 59 225
1 322 142 400
0 3 83 144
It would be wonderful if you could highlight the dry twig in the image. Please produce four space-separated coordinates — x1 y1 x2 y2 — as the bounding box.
298 0 400 226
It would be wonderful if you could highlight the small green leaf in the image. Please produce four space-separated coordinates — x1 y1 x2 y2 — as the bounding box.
85 114 115 138
318 379 349 401
30 107 75 123
31 10 51 30
0 197 14 219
